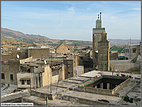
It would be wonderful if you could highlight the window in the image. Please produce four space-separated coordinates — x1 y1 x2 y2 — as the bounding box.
10 74 14 81
133 48 136 53
20 80 25 85
27 69 31 73
125 49 129 53
27 80 31 85
1 73 5 79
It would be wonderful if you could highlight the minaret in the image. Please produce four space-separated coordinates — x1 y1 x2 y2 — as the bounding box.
93 12 105 54
96 13 102 28
92 12 109 70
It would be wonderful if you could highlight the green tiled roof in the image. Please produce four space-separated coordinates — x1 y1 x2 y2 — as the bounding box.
110 46 120 51
110 46 125 53
118 48 125 53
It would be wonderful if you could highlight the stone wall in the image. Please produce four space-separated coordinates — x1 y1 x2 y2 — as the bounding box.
56 43 70 55
1 89 30 103
42 65 52 86
28 48 50 58
1 54 13 61
75 86 112 96
60 94 111 105
17 73 36 88
63 59 74 79
110 60 139 72
98 32 110 71
1 59 20 85
52 75 59 84
20 57 33 64
112 78 130 94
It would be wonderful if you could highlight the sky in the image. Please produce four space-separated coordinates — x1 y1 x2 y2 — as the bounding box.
1 1 141 41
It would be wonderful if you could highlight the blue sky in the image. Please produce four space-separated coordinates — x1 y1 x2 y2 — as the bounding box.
2 1 141 41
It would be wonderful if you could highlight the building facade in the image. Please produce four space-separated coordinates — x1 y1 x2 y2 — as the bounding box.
28 48 50 58
125 44 140 60
56 42 71 55
1 59 20 85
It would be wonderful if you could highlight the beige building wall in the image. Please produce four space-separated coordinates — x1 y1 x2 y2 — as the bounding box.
56 42 70 55
1 54 12 61
1 59 20 85
76 66 84 76
125 45 140 59
17 73 35 88
28 48 50 58
20 57 33 64
42 65 52 87
59 64 65 81
52 75 59 84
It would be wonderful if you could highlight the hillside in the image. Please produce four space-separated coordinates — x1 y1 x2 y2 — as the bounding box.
1 28 141 47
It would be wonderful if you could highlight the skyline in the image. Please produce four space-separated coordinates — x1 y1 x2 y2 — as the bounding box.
2 1 141 41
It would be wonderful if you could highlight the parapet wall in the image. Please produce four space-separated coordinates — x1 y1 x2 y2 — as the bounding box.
112 78 130 94
59 94 112 105
74 76 128 96
20 57 33 64
74 86 113 96
1 90 30 103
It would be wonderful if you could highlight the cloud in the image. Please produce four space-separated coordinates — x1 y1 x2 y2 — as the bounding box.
2 1 141 40
67 7 75 14
131 7 141 11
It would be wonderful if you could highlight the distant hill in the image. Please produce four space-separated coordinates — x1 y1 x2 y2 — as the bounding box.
108 39 141 46
1 28 141 47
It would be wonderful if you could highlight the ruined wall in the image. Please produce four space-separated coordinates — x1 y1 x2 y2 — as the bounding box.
42 65 52 86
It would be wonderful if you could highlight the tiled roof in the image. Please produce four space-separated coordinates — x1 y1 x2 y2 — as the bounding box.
110 46 120 51
118 48 125 53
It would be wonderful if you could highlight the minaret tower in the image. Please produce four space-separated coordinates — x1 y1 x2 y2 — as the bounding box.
92 12 110 71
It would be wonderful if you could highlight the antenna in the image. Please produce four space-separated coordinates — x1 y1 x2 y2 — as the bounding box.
100 12 102 20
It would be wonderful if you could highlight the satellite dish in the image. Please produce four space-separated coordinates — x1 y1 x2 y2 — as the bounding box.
16 54 20 59
44 60 47 64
